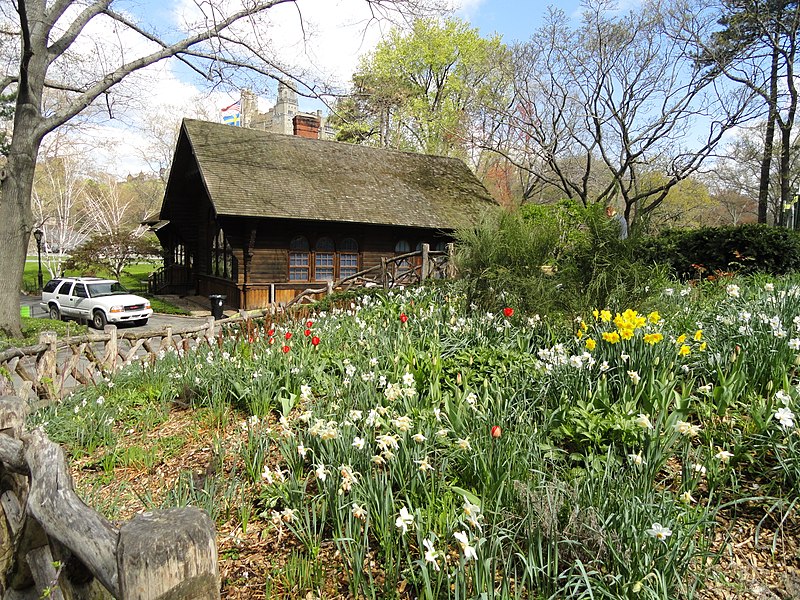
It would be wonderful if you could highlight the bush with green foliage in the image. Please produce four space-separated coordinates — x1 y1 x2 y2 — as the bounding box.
636 224 800 279
455 202 669 316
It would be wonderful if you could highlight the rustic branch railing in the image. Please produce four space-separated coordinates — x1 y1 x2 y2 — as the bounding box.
0 396 219 599
286 242 455 307
0 316 252 402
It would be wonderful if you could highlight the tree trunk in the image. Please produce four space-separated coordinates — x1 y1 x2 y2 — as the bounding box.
0 148 39 338
0 0 48 337
758 46 779 225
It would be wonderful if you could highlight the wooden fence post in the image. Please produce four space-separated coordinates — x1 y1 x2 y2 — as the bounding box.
446 243 456 279
380 258 388 290
35 332 57 399
205 317 216 342
117 508 219 600
420 243 430 281
102 325 118 372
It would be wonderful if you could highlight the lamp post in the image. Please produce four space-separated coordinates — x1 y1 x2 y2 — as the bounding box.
33 228 43 291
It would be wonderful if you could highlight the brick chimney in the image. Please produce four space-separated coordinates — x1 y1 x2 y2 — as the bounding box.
293 114 321 139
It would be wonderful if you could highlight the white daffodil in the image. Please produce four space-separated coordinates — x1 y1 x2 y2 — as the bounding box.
645 522 672 541
351 503 367 521
453 530 477 561
715 449 734 463
395 506 414 535
774 406 796 429
422 538 440 570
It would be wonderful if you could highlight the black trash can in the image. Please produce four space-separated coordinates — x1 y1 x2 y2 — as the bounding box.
209 294 226 320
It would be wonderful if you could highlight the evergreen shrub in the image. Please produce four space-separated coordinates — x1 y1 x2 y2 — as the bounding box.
637 224 800 279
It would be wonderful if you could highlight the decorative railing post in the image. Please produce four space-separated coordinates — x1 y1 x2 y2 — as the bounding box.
35 331 58 399
102 325 119 371
421 243 430 281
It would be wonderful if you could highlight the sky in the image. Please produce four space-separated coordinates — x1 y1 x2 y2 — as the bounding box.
76 0 586 175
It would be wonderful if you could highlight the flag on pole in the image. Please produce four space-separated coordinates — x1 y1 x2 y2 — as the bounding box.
222 112 241 126
221 100 241 126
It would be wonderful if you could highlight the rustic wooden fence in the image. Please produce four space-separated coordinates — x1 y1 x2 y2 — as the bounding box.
0 317 238 402
287 242 455 307
0 395 219 599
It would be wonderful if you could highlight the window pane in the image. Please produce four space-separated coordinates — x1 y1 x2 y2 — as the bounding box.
290 252 309 281
315 252 334 280
340 252 358 278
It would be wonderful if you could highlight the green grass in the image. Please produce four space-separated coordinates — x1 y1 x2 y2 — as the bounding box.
0 316 88 350
22 258 161 294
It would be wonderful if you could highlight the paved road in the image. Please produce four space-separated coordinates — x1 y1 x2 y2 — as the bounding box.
20 294 210 334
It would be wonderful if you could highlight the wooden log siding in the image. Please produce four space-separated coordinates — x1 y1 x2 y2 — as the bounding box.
0 396 220 599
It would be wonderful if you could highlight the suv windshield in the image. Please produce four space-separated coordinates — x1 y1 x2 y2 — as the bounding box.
87 282 128 297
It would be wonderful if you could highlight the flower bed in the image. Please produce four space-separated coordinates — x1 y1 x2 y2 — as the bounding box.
33 277 800 598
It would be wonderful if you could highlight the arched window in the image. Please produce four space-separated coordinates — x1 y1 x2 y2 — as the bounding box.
212 229 236 280
289 236 310 281
315 237 335 281
339 238 359 280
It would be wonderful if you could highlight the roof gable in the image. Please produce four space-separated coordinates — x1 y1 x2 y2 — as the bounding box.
172 119 497 229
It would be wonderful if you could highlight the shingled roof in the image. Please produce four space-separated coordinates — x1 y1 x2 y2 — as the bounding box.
172 119 496 229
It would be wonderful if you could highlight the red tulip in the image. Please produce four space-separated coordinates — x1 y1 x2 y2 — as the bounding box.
282 345 290 354
248 336 254 343
503 307 514 318
285 331 292 340
268 329 275 337
400 313 408 324
491 425 502 438
268 338 275 345
304 328 311 337
306 320 314 328
311 336 320 346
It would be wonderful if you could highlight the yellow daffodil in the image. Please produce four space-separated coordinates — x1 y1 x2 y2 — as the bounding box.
602 331 621 344
585 338 596 351
679 344 691 356
647 311 661 324
676 334 687 344
600 310 612 322
699 341 707 351
643 332 663 345
694 330 703 341
576 329 584 339
620 328 634 340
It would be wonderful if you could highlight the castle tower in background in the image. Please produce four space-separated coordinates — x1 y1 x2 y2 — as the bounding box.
239 83 334 140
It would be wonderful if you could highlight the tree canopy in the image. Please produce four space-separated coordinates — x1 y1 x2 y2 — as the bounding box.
331 17 511 158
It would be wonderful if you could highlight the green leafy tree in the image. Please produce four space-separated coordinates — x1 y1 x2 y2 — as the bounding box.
331 18 511 157
66 232 160 282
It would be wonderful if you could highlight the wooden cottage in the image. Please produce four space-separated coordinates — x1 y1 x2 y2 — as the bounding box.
150 118 496 309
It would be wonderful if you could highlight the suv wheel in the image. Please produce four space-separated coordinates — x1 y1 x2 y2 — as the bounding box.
48 305 61 321
92 310 107 330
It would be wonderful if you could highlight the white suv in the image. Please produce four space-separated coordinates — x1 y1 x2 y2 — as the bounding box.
41 277 153 329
